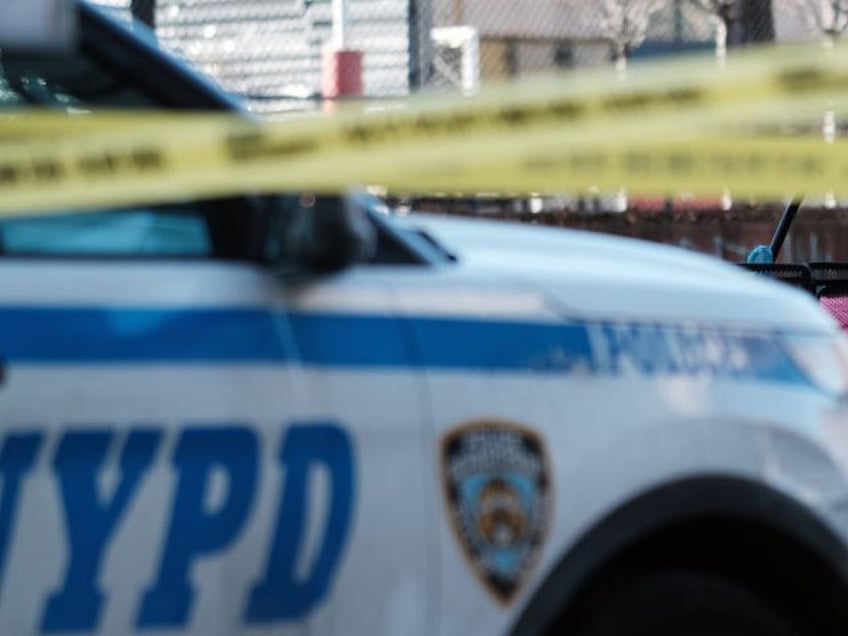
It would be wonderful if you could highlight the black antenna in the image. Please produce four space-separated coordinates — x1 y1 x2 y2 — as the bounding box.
769 197 803 261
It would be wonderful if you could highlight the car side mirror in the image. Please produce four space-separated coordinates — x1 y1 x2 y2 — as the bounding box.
270 193 377 274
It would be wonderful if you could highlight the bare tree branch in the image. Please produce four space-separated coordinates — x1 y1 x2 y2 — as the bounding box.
600 0 666 63
793 0 848 36
689 0 735 17
690 0 773 47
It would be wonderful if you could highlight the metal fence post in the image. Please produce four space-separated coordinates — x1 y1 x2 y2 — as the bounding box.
408 0 434 90
130 0 155 29
729 0 774 45
743 0 774 42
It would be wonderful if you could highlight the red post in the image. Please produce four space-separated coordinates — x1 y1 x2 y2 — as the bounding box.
322 48 363 99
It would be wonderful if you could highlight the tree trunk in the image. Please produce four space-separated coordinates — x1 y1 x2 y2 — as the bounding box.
741 0 774 42
728 0 774 45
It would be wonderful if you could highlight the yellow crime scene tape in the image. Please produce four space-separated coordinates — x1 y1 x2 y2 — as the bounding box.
386 136 847 198
3 41 848 215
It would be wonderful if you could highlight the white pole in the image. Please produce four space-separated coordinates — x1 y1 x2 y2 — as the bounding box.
332 0 349 49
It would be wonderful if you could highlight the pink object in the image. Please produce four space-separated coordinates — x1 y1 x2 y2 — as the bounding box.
820 295 848 330
322 49 363 98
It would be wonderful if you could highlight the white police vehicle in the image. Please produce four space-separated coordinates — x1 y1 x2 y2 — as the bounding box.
3 3 848 635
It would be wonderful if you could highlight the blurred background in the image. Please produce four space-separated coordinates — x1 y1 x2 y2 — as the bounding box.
88 0 837 113
86 0 848 261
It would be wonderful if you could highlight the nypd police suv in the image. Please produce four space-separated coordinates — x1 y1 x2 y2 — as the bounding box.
4 2 848 635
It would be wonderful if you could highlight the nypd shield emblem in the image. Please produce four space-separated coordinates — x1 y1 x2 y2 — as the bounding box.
442 422 551 604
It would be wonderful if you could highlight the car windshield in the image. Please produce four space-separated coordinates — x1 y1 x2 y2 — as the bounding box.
0 1 240 111
0 5 164 109
0 1 252 257
0 51 158 109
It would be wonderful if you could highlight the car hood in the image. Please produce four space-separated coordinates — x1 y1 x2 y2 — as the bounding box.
403 213 835 332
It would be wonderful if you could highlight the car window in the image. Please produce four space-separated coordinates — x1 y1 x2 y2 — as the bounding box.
0 206 212 256
0 2 237 112
0 49 160 110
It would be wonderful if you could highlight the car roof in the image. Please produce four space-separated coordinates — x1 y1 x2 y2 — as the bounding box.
0 1 246 113
77 0 246 112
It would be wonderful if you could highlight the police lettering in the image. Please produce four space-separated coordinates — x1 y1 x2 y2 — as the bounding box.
0 423 355 632
594 323 756 377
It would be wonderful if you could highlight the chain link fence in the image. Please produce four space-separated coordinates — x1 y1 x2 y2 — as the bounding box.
82 0 848 248
89 0 845 114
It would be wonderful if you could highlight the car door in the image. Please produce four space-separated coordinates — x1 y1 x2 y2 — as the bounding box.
0 199 352 635
269 196 437 636
0 197 435 636
385 264 567 636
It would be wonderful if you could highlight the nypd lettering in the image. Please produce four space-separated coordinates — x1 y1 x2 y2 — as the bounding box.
442 422 550 604
0 423 355 632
